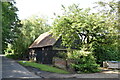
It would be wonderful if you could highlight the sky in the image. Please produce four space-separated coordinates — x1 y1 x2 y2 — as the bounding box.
15 0 101 24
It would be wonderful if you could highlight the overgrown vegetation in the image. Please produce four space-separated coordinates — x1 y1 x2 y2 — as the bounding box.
12 16 50 58
52 0 119 73
18 61 69 74
56 52 67 59
2 1 22 53
2 0 120 73
92 42 120 65
4 44 24 59
68 50 100 73
4 15 50 59
92 0 120 65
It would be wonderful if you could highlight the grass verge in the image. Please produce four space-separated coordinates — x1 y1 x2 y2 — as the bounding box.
18 61 69 74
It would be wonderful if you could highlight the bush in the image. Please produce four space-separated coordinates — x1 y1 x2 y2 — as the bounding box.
92 42 120 66
69 50 100 73
4 44 28 60
56 52 67 59
5 53 23 60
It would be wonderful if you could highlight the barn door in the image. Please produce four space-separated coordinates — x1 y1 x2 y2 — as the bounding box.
36 49 43 63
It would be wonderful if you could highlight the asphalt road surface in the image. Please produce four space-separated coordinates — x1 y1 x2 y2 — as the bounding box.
0 55 2 80
1 55 120 80
1 55 40 79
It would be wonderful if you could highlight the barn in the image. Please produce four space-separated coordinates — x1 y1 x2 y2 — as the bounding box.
28 32 66 64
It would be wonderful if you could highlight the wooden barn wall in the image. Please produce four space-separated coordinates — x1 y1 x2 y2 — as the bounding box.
35 46 56 64
29 46 67 64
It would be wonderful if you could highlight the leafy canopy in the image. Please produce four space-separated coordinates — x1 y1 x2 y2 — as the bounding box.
2 1 21 53
52 4 116 50
12 15 50 57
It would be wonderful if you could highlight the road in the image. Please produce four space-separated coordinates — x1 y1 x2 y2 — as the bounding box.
0 55 2 80
1 55 119 80
1 55 40 79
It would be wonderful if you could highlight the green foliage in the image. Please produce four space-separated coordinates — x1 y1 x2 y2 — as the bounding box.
6 53 23 60
68 50 100 73
56 52 67 59
92 42 120 65
5 44 23 59
52 2 119 67
2 1 50 59
12 16 50 58
2 1 22 53
18 61 69 74
52 4 116 50
4 44 14 54
92 0 120 64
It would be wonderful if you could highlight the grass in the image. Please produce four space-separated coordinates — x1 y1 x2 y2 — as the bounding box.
18 61 70 74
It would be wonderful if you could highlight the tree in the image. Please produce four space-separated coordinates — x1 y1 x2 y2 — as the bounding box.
12 15 50 58
92 0 120 63
52 4 113 50
52 4 107 73
52 3 119 72
2 1 21 53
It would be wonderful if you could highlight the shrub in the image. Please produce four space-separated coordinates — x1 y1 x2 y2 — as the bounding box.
69 50 100 73
4 44 27 60
92 42 120 66
56 52 67 59
5 53 23 60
